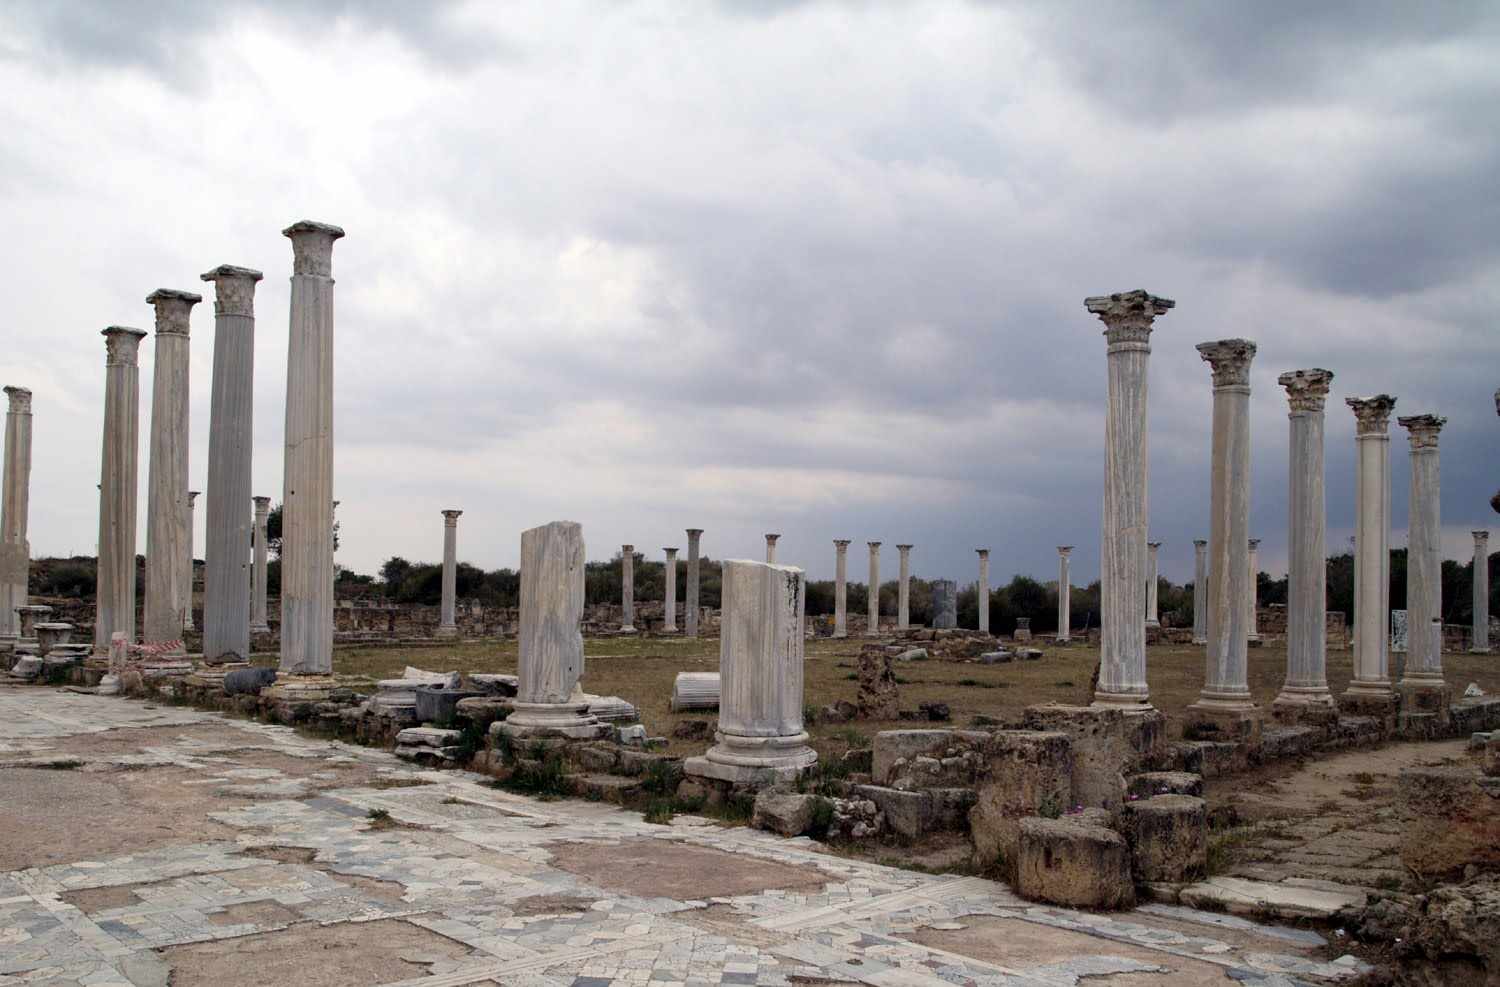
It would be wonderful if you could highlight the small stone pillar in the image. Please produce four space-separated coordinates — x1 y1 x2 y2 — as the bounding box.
833 540 850 638
1473 531 1491 654
1275 370 1336 710
200 264 263 665
897 544 913 629
1247 539 1262 642
143 289 200 649
976 549 991 633
1343 396 1398 704
1187 339 1260 736
278 221 343 682
1398 414 1448 708
183 490 199 631
1191 539 1208 645
1056 546 1073 642
0 386 33 643
1145 541 1162 628
499 520 608 740
931 579 958 629
867 541 881 635
250 496 272 633
436 510 462 638
663 547 679 632
764 533 780 564
684 559 817 784
620 543 636 632
95 327 148 654
685 528 703 638
1089 290 1174 709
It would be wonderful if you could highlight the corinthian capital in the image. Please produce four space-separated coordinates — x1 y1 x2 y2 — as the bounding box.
282 220 345 277
1347 395 1397 436
1086 290 1175 346
145 288 202 335
1278 368 1334 412
1196 338 1257 388
200 265 264 318
1398 414 1446 450
4 386 32 415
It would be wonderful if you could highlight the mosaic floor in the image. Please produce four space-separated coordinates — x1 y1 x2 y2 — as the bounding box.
0 686 1370 986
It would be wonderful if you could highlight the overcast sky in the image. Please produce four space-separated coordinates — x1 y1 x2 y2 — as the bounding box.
3 1 1497 587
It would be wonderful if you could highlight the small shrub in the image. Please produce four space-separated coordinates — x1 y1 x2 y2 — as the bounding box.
32 759 84 771
643 799 675 825
496 754 570 799
640 760 682 797
808 796 835 840
1037 791 1063 819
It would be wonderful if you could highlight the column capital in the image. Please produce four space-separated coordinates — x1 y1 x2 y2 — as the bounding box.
896 543 913 552
200 265 264 318
1196 338 1257 387
1057 545 1073 556
1278 368 1334 412
1346 395 1397 435
1474 530 1490 546
663 546 678 557
1148 541 1162 550
833 539 851 549
252 496 272 512
4 386 32 414
1193 538 1207 549
765 533 781 541
868 541 881 551
188 490 200 503
686 528 703 538
622 543 634 553
282 220 345 277
101 326 148 366
145 288 202 336
442 509 463 523
976 548 990 558
1086 290 1174 346
1398 414 1446 449
1249 538 1261 550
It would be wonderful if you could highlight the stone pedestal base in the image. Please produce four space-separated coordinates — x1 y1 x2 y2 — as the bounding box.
434 625 458 639
1470 647 1492 655
684 730 817 787
498 701 610 741
97 674 122 695
1396 679 1452 733
1271 693 1339 727
264 674 340 703
187 662 251 692
249 622 272 634
1183 701 1262 742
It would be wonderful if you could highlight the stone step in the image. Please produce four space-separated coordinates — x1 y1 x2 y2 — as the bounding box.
1178 876 1367 921
567 773 644 803
396 726 462 748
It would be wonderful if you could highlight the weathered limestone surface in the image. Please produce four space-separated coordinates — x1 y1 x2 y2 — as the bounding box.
0 386 33 641
833 540 850 638
897 544 912 629
663 546 678 632
200 264 263 664
1145 541 1161 628
250 496 272 633
279 223 342 676
620 543 635 632
685 528 702 638
764 533 780 564
1247 538 1262 642
143 289 200 647
867 541 881 635
1023 703 1164 814
1344 396 1397 701
1016 816 1134 910
1475 531 1491 653
1056 547 1072 642
1191 539 1208 645
856 646 899 719
1276 370 1335 709
968 730 1074 870
95 327 148 654
1397 767 1500 880
976 549 990 634
1089 290 1173 708
930 578 958 629
1398 415 1447 702
1121 794 1207 884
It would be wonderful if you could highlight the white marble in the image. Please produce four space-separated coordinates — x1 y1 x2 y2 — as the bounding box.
620 543 635 632
833 539 850 638
1473 531 1491 653
1344 396 1397 699
0 386 33 641
1192 539 1208 645
246 496 271 633
143 289 199 648
1247 538 1262 642
1276 370 1335 708
867 541 881 635
685 528 703 638
670 670 720 710
662 546 679 632
183 490 199 631
1056 546 1072 642
95 327 148 654
1145 541 1162 628
976 548 991 633
1398 414 1447 691
764 532 780 563
437 510 462 637
897 543 913 629
1088 290 1174 708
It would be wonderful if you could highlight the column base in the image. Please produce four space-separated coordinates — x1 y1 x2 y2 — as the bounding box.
1090 689 1154 713
249 622 272 634
1184 697 1262 741
96 674 122 696
1395 678 1452 719
185 662 251 691
1144 619 1160 629
1191 636 1207 646
1271 689 1337 726
434 625 458 639
264 674 340 703
832 630 847 639
619 625 637 634
684 730 818 787
499 701 610 741
1470 647 1492 655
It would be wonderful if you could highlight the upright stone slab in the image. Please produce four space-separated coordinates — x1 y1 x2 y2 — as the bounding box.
685 528 703 638
867 541 881 635
183 490 199 631
1397 414 1448 713
1474 531 1491 654
94 327 148 654
931 579 958 629
499 521 608 740
1191 539 1208 645
1056 546 1072 642
143 289 199 648
976 549 990 633
1275 370 1335 710
620 543 635 632
200 264 263 664
1145 541 1161 628
434 510 462 638
833 540 850 638
897 544 913 629
662 546 679 632
250 496 272 633
0 387 33 643
1088 290 1174 709
764 533 779 564
1343 396 1397 706
1247 538 1262 642
685 559 817 784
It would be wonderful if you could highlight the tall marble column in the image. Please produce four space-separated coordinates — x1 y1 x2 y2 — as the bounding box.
1187 339 1259 732
867 541 881 635
250 496 272 633
200 264 263 665
764 533 780 563
1398 414 1448 700
94 327 148 654
1088 290 1174 708
1056 546 1072 642
1343 396 1398 701
663 547 679 632
0 386 33 643
1275 369 1335 709
432 510 462 638
684 559 817 783
976 548 991 633
897 544 912 629
833 540 850 638
143 289 199 647
1473 531 1491 654
1145 541 1162 628
620 543 636 632
183 490 199 631
278 221 343 679
1247 539 1262 642
1191 539 1208 645
685 529 703 638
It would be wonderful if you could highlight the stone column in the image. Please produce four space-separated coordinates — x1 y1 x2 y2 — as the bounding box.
1145 541 1162 628
1247 539 1262 642
1088 290 1174 708
684 559 817 784
897 544 913 629
1473 531 1491 654
433 509 462 638
1056 546 1073 642
764 533 780 563
0 386 33 643
867 541 881 635
200 264 263 665
278 221 343 680
499 520 608 740
1187 339 1259 734
250 496 272 633
833 540 850 637
94 327 148 654
685 528 703 638
1191 539 1208 645
183 490 199 631
931 579 958 629
1344 396 1398 702
1398 414 1448 703
620 543 636 632
976 549 991 633
663 547 679 632
143 289 199 647
1275 369 1335 710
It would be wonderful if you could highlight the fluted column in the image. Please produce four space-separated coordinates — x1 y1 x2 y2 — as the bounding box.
250 496 272 633
1275 370 1335 709
201 264 262 664
833 540 850 637
976 548 991 633
1399 415 1447 696
685 528 703 638
431 509 462 638
1344 396 1397 700
663 547 679 632
1145 541 1161 628
1089 290 1174 708
867 541 881 635
279 221 342 677
183 490 199 631
1191 539 1207 645
143 289 199 647
1247 538 1262 642
94 327 148 654
1056 546 1072 642
0 387 33 642
764 533 780 564
1188 339 1259 728
1473 531 1491 654
897 544 912 629
620 543 636 632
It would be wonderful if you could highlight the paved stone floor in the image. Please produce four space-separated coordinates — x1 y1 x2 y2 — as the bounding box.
0 686 1369 986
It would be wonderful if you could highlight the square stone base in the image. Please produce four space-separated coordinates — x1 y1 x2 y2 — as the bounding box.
1183 702 1262 743
1270 695 1339 727
1396 679 1452 736
682 755 810 788
264 674 340 703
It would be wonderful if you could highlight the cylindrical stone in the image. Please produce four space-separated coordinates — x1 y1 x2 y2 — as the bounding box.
1191 539 1208 645
0 386 33 641
95 327 148 654
1247 538 1262 641
663 547 678 632
251 496 272 632
764 533 779 564
620 543 635 632
435 509 462 637
1399 415 1447 688
867 542 881 636
1057 546 1073 642
833 540 850 638
517 520 586 704
931 578 958 629
1276 369 1335 707
143 289 199 648
1345 396 1397 697
1145 541 1162 627
1474 531 1491 654
897 544 912 629
183 490 199 631
976 549 991 633
686 529 702 638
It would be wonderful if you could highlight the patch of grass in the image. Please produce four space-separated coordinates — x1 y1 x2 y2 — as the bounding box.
1206 825 1257 875
1350 771 1377 785
642 799 676 825
639 759 682 797
1053 680 1076 688
1037 791 1064 819
28 758 85 770
365 777 432 790
827 726 869 747
366 808 391 822
494 754 570 799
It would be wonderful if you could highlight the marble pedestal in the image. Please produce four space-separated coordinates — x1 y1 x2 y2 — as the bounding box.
264 674 341 703
186 661 251 692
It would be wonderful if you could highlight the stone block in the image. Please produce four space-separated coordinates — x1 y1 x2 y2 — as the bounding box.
979 650 1012 664
751 791 818 837
851 784 974 839
1398 767 1500 880
1485 736 1500 778
1015 816 1133 910
1127 771 1203 799
856 647 899 719
1120 794 1206 884
895 648 928 662
1022 704 1165 812
395 726 462 748
873 729 955 784
967 730 1073 871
